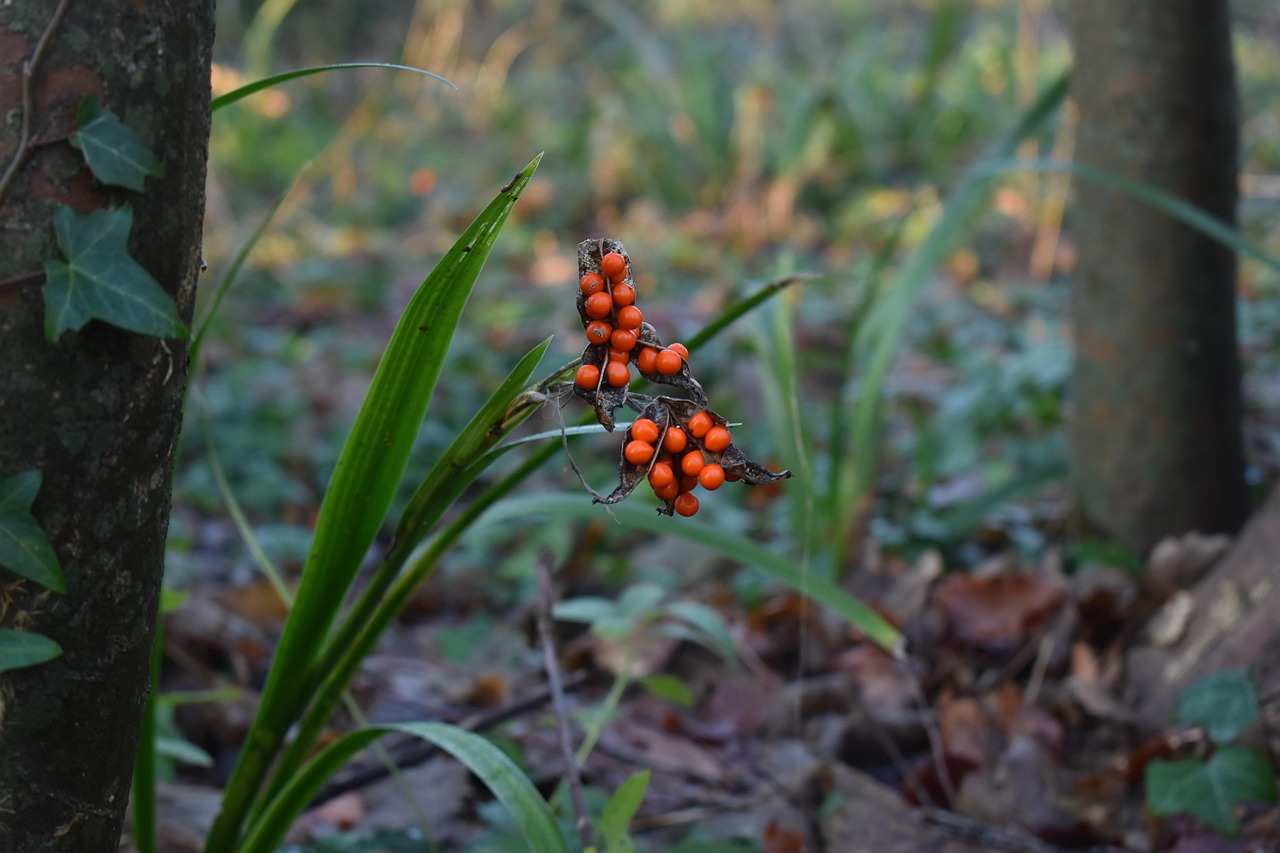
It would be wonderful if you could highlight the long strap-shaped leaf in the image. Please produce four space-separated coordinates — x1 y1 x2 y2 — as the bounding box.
205 154 542 852
475 493 904 656
236 722 570 853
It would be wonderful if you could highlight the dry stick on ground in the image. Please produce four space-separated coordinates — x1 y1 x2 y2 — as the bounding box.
308 670 591 807
536 551 596 850
0 0 72 201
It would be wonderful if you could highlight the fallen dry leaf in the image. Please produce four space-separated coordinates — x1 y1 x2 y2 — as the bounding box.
933 571 1065 654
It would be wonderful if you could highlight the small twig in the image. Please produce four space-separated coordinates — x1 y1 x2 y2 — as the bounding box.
536 551 595 850
0 269 46 290
308 670 592 807
0 0 73 202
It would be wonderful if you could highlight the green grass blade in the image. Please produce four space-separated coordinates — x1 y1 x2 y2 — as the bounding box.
192 164 309 353
205 154 542 852
211 63 456 112
978 157 1280 274
393 338 552 549
238 722 568 853
837 71 1070 559
684 274 811 351
476 494 903 655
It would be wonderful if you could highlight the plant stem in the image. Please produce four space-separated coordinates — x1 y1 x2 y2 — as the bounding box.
535 552 595 850
0 0 72 201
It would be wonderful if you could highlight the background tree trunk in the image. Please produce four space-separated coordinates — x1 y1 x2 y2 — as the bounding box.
1064 0 1249 555
0 1 213 849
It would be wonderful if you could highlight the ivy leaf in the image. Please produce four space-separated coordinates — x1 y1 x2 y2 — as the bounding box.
0 470 64 593
1175 669 1259 744
0 629 62 675
43 205 189 341
1146 748 1278 834
69 95 163 191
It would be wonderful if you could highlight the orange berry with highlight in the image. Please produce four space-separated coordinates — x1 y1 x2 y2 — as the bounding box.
703 425 732 453
661 425 687 453
601 251 627 282
688 411 713 438
655 349 683 376
698 463 725 490
580 272 606 295
585 291 613 320
631 418 660 444
624 439 655 466
668 342 689 360
636 346 658 374
574 364 600 390
606 361 631 387
611 284 636 307
607 348 630 363
615 305 643 330
680 451 705 477
610 329 638 352
586 321 612 345
673 492 699 517
647 461 675 489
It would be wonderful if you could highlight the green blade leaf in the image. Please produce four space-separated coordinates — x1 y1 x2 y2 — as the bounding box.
476 494 903 655
211 63 456 112
1174 669 1260 745
0 470 64 593
43 205 188 341
598 770 651 853
0 629 62 674
208 155 542 851
1146 748 1278 835
238 722 569 853
68 95 163 191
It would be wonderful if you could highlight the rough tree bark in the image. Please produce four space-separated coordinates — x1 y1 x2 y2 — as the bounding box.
0 2 213 850
1064 0 1249 555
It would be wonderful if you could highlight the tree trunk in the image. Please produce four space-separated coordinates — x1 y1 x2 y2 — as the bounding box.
1064 0 1249 555
0 2 212 850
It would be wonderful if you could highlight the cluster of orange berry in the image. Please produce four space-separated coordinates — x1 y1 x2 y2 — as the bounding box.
567 238 789 517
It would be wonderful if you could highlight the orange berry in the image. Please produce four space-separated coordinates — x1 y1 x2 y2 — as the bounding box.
631 417 660 444
698 463 725 490
605 361 631 387
579 272 606 295
601 251 627 282
688 411 713 438
615 305 643 330
585 291 613 320
680 475 700 492
647 461 675 489
703 425 731 452
611 284 636 307
624 439 655 466
668 342 689 360
653 480 679 501
680 451 705 477
655 349 683 376
574 364 600 390
610 329 638 352
661 426 687 454
673 492 699 517
586 321 612 345
607 348 630 363
636 346 659 373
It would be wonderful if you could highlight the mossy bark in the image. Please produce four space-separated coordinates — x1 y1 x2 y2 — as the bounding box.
1064 0 1248 555
0 1 213 850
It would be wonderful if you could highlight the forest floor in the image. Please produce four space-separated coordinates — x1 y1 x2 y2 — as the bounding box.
138 2 1280 850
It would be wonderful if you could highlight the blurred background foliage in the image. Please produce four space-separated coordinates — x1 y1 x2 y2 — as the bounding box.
174 0 1280 592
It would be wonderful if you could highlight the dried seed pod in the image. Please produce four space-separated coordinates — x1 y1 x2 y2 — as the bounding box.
597 400 672 505
633 322 707 408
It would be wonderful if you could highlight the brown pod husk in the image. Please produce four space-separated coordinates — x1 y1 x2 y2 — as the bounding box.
633 323 707 407
597 400 671 505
